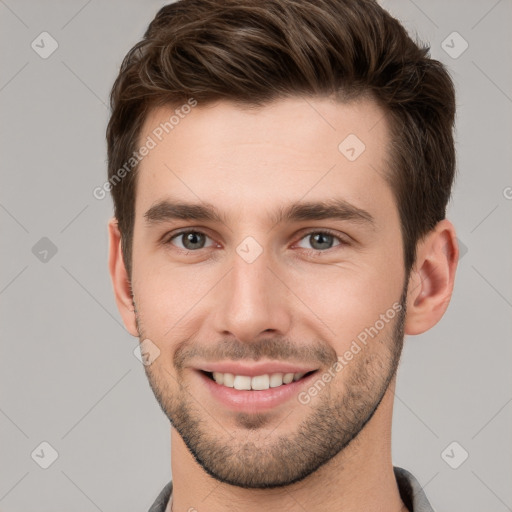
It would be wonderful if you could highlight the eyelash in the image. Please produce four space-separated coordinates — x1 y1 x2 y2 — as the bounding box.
163 228 349 254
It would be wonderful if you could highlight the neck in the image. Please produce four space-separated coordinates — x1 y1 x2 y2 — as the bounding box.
170 378 406 512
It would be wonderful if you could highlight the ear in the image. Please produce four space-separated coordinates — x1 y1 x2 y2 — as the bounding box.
404 219 459 335
108 218 139 337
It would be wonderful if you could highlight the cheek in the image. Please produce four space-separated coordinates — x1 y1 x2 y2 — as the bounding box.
131 260 216 339
290 262 403 352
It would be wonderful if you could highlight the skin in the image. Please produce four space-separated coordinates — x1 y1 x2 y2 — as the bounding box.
108 96 458 512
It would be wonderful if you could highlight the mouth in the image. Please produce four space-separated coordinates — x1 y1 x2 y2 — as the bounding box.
200 369 317 390
195 365 320 411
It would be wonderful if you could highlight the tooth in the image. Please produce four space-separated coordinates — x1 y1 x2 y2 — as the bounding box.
251 374 270 390
269 373 284 387
213 372 304 389
212 372 224 385
283 373 294 384
223 373 235 387
233 375 251 390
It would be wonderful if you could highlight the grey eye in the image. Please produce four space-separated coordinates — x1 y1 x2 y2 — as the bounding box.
171 231 213 250
297 232 341 251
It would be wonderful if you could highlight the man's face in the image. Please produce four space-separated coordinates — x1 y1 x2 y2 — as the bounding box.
129 96 408 488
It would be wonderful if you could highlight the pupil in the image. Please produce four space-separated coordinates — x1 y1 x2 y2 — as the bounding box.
311 233 332 250
184 232 204 249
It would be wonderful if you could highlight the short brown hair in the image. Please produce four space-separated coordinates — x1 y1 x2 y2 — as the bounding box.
106 0 456 277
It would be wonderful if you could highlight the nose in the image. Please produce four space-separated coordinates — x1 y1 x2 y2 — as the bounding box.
212 247 292 343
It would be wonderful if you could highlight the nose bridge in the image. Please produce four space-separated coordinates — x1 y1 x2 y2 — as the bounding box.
213 242 291 341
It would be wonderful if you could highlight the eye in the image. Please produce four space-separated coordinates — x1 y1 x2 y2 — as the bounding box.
163 229 348 253
295 230 346 252
166 230 216 251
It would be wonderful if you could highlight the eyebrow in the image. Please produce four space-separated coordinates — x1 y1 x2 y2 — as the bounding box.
144 198 375 229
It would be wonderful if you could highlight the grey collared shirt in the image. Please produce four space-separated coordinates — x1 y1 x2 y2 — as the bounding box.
148 466 434 512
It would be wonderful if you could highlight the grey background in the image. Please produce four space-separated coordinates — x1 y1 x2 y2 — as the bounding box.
0 0 511 510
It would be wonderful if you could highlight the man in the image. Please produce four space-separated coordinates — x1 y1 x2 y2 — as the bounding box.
106 0 458 510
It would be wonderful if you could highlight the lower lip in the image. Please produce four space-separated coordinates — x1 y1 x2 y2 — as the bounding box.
196 370 318 412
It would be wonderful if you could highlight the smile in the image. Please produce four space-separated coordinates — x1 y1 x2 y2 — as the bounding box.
203 370 316 390
195 364 320 411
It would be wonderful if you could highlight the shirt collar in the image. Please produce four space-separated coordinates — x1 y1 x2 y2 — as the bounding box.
148 466 435 512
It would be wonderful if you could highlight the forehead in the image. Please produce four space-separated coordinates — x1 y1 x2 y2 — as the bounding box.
134 96 395 225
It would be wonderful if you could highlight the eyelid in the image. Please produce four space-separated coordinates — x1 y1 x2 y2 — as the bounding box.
163 228 216 248
293 228 350 250
163 227 350 252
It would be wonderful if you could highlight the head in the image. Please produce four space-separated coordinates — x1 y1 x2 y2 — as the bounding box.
107 0 458 489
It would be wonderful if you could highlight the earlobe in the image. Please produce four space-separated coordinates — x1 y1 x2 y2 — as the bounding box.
404 219 459 336
107 218 139 337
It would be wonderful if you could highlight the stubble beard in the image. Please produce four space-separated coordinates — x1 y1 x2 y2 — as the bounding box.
136 287 407 489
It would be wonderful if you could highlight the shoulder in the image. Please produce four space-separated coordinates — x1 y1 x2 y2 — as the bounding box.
147 480 173 512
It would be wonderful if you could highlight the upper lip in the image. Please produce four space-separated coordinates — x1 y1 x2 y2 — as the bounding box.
195 361 318 377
